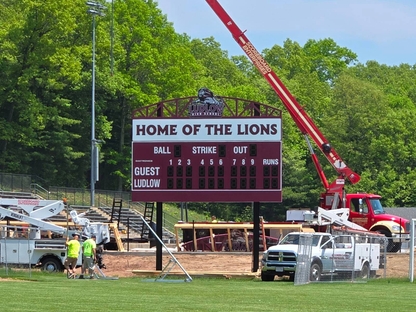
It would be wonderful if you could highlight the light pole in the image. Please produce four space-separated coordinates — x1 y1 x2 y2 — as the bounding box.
86 1 106 207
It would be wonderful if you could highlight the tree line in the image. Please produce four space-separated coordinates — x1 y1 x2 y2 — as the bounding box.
1 0 416 221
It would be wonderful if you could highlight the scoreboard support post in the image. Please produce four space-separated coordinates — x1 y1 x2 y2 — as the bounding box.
252 202 260 272
156 106 163 270
156 202 163 270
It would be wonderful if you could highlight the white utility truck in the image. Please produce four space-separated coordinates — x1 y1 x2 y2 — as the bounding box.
0 198 110 272
261 231 382 281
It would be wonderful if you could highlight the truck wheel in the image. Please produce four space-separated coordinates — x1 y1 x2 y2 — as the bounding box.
389 242 402 253
359 263 370 279
378 230 400 252
41 257 62 273
310 262 321 281
261 272 275 281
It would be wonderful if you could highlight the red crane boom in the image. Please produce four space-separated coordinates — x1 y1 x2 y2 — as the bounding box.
205 0 360 195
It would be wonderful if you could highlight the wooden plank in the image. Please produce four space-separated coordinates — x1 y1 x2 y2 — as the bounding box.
227 228 232 251
174 222 305 230
209 228 215 252
175 227 180 250
244 228 250 252
193 229 197 251
109 223 125 252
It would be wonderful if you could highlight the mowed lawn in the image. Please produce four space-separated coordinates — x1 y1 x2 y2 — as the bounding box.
1 271 415 312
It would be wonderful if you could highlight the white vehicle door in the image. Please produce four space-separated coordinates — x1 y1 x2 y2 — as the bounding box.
328 236 354 271
320 236 334 272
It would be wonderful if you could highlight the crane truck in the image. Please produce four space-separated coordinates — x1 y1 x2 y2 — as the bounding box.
0 198 110 272
205 0 409 252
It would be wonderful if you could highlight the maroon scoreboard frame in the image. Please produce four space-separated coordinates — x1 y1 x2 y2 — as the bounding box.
131 96 282 202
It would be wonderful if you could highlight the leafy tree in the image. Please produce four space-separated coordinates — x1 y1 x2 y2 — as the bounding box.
0 0 94 186
97 0 204 191
188 37 267 101
327 70 416 206
303 38 357 83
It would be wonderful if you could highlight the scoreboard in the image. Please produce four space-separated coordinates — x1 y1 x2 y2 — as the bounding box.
131 118 282 202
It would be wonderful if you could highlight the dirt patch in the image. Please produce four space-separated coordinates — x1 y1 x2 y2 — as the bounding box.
98 251 412 278
0 277 29 282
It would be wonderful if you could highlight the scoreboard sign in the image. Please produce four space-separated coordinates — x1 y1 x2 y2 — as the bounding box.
131 118 282 202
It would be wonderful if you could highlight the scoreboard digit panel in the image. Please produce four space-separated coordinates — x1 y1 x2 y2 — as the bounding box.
132 142 282 202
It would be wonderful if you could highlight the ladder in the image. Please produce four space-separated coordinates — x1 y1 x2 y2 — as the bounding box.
110 198 123 229
141 202 155 239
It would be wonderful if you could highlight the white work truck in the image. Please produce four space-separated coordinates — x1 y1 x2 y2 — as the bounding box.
0 225 110 272
0 198 110 272
0 235 70 272
260 232 381 282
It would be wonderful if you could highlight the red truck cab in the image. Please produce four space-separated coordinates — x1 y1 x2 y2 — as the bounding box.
321 192 409 252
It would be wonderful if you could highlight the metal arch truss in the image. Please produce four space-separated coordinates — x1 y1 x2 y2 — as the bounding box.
132 96 281 119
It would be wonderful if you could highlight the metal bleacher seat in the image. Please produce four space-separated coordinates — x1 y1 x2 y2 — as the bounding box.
0 191 39 199
98 206 143 235
97 205 175 243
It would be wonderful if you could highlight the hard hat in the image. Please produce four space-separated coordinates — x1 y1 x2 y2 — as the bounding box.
72 232 80 237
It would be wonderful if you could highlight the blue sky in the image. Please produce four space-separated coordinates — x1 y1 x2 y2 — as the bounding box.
156 0 416 66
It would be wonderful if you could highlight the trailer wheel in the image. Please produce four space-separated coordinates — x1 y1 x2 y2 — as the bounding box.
310 262 321 281
41 257 62 273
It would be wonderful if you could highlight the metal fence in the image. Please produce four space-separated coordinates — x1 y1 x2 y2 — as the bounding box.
0 173 32 192
0 172 132 206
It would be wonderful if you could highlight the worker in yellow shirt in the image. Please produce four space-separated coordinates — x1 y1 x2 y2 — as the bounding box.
64 233 81 279
80 234 97 279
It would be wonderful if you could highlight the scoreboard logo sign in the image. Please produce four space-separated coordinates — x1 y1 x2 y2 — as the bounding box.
132 118 282 203
188 87 225 117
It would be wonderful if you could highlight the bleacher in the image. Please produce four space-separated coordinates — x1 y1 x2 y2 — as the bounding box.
98 205 176 244
0 190 39 199
69 205 111 224
45 212 68 223
0 189 176 244
99 206 143 234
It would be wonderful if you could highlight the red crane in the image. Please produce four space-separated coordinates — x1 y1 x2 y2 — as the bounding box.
205 0 360 201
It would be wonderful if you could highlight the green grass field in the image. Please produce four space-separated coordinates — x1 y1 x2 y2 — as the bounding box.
1 270 415 311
